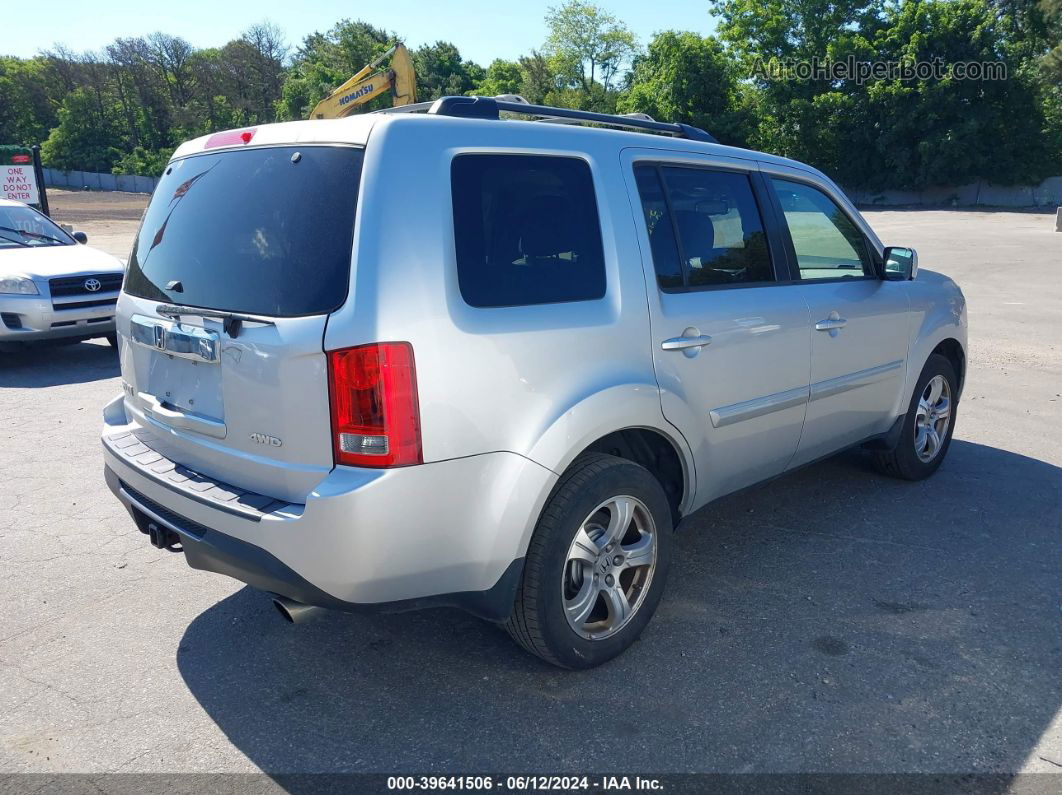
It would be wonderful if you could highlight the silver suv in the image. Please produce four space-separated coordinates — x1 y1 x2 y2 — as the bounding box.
102 97 967 668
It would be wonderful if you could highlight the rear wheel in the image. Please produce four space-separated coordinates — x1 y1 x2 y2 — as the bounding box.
505 453 672 669
874 353 958 480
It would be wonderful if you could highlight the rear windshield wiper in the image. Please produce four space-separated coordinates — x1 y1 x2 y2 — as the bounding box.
0 225 66 245
156 303 276 338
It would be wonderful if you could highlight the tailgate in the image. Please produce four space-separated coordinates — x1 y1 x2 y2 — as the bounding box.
114 142 365 504
118 297 331 504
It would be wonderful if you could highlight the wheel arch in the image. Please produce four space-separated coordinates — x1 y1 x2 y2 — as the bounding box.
524 383 696 528
580 428 688 527
931 337 966 397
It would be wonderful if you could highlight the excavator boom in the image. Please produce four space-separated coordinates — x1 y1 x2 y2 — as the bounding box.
308 43 417 119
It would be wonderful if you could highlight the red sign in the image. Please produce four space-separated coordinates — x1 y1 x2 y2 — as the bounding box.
11 154 30 164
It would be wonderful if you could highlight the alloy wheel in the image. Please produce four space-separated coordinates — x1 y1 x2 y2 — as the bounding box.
561 495 657 641
914 374 952 463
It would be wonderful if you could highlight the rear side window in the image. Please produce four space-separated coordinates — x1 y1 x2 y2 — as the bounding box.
125 145 363 317
634 164 774 289
451 154 606 307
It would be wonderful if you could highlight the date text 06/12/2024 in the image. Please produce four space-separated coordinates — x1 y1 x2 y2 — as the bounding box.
386 776 665 791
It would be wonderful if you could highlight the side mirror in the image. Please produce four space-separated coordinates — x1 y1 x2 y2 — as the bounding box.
72 231 88 244
883 246 918 280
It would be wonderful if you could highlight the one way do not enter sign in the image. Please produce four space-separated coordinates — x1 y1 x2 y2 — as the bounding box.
1 148 40 204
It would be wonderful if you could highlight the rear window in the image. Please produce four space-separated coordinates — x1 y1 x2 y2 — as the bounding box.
125 145 363 317
451 154 606 308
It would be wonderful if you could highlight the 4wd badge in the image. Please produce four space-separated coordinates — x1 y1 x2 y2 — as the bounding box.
249 432 282 447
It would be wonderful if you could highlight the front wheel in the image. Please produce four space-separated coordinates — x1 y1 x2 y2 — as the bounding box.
874 353 958 480
505 454 673 669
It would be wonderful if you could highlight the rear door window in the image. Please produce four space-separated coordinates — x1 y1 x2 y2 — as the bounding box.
451 154 606 308
124 145 363 317
633 164 775 289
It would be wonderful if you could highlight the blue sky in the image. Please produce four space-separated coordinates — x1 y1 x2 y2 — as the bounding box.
7 0 717 63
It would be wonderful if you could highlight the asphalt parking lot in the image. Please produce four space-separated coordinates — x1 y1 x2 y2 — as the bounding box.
1 196 1060 780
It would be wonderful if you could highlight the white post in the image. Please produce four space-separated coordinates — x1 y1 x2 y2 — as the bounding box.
1056 206 1062 232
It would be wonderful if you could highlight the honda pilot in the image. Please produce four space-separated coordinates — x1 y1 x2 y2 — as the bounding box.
102 97 967 668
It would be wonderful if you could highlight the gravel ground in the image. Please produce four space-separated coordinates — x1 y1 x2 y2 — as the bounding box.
1 200 1059 783
46 189 147 260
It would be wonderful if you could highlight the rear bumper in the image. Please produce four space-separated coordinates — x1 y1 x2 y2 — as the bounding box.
102 395 555 621
104 466 524 619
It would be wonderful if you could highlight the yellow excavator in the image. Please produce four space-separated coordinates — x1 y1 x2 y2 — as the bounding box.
308 43 417 119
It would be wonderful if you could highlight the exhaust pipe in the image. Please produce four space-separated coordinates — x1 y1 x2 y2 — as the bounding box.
272 596 325 624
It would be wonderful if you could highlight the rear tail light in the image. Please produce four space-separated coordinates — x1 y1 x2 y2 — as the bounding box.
327 342 422 468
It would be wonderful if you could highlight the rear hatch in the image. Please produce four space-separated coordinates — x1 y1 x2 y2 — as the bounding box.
117 143 364 503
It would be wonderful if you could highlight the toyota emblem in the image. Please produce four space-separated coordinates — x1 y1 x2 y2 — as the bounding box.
84 278 102 292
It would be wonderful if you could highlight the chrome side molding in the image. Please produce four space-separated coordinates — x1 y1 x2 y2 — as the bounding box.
710 385 810 429
810 360 904 402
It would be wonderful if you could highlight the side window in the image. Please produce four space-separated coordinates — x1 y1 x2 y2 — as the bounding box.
634 164 775 289
770 178 874 280
451 154 606 308
633 165 683 289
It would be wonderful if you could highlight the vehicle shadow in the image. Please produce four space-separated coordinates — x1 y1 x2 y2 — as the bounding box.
0 340 119 387
176 439 1062 776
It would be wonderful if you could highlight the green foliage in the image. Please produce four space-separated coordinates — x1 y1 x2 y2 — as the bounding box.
544 0 638 109
0 56 58 146
860 0 1058 188
2 4 1059 190
472 59 524 97
278 20 394 120
711 0 1062 189
112 146 174 177
412 41 482 100
40 88 123 172
620 32 754 146
1038 0 1062 83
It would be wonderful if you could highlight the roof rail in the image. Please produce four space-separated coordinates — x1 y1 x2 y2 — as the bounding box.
376 95 718 143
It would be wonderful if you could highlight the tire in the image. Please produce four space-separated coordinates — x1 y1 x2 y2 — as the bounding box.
105 333 119 349
874 353 958 481
505 453 673 669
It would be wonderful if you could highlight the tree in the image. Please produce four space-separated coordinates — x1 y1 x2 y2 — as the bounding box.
620 31 753 145
1038 0 1062 82
471 59 524 96
241 22 289 119
517 52 561 103
544 0 638 109
413 41 482 100
710 0 1061 189
40 87 122 172
710 0 883 162
278 20 395 120
0 56 58 145
861 0 1061 188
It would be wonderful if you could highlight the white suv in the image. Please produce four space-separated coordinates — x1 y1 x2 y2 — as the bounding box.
102 97 967 668
0 199 124 349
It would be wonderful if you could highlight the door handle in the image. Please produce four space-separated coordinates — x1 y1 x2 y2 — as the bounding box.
661 334 712 351
138 392 227 439
815 317 848 331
